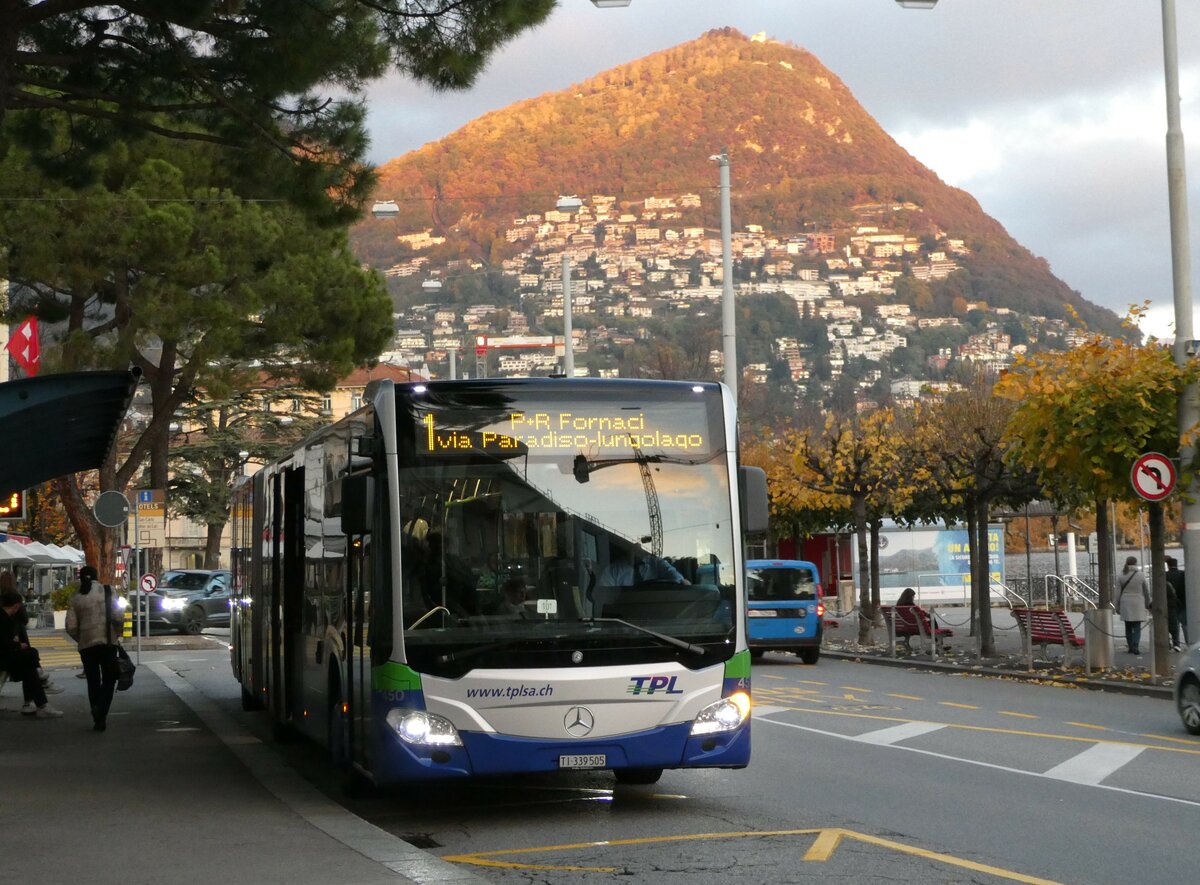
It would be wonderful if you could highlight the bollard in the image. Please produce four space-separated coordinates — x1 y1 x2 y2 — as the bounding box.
1083 609 1112 671
123 609 133 639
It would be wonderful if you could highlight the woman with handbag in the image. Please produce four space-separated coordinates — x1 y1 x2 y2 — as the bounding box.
1115 556 1152 656
65 564 124 732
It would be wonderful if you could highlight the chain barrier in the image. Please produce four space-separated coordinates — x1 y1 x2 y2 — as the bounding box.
818 599 1169 684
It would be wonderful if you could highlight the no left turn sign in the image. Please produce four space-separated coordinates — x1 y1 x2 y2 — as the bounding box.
1131 452 1176 502
140 573 158 594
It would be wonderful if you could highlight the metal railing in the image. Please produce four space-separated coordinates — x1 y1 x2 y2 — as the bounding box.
1041 575 1099 610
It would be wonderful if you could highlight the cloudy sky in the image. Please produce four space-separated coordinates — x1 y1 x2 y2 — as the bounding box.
363 0 1200 341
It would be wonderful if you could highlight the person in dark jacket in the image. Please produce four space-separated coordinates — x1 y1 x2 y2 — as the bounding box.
1 588 63 718
1166 556 1185 651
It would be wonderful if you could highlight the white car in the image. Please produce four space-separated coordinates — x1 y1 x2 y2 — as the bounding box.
1176 641 1200 735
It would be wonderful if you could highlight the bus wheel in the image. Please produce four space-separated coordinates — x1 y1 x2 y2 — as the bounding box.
798 647 820 665
271 720 294 743
614 767 663 785
240 685 261 711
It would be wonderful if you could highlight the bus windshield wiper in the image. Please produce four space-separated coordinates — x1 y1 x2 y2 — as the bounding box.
590 617 706 657
435 629 563 665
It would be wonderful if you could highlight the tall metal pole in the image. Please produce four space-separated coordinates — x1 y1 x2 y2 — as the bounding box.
1162 0 1200 644
716 149 736 400
562 253 574 377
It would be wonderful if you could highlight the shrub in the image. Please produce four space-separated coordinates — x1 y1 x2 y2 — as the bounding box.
50 582 79 611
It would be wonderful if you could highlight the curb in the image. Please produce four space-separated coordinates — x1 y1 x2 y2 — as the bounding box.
820 648 1175 700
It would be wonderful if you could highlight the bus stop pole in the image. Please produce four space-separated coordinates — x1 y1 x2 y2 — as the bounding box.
134 506 140 665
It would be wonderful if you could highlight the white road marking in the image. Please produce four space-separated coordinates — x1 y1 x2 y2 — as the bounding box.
755 715 1200 809
853 721 945 745
752 705 789 717
1043 743 1146 785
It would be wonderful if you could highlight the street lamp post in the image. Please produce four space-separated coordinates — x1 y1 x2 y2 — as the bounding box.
1160 0 1200 645
712 149 736 401
898 0 1198 642
556 195 582 377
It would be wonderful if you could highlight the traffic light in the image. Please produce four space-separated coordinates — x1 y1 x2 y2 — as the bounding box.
0 489 26 520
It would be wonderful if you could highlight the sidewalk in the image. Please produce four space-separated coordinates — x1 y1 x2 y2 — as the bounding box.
1 631 485 885
819 605 1183 699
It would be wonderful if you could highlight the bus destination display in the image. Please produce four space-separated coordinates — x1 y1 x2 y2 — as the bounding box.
419 408 712 457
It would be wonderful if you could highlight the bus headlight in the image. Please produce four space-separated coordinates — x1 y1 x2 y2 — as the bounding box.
385 709 463 747
689 691 751 736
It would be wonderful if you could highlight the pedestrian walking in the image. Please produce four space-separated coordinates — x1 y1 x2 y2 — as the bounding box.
1165 556 1185 651
1115 556 1152 656
65 564 124 732
1 588 64 718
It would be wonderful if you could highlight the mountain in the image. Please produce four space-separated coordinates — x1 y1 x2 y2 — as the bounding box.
353 28 1126 353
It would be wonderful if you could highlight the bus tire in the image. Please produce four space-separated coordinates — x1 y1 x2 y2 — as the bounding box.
798 647 820 665
240 684 261 711
614 767 663 785
271 719 294 743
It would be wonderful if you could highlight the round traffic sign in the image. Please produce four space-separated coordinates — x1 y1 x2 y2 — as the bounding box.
140 573 158 593
93 490 131 527
1131 452 1177 502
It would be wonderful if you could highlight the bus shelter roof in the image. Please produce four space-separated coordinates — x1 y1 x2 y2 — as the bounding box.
0 370 139 491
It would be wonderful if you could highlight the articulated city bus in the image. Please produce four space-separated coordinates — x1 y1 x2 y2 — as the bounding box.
230 377 767 787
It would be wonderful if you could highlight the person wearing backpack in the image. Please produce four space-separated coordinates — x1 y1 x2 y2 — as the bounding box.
65 564 124 732
1115 556 1152 656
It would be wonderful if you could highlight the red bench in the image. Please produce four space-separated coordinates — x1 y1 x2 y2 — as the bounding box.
1011 608 1084 659
880 605 953 652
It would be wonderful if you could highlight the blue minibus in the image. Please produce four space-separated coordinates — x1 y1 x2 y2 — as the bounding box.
746 559 823 664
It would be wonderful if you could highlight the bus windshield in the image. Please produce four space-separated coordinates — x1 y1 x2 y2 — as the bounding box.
393 381 737 677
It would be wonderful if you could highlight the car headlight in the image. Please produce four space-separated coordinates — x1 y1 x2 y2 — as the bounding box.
162 597 188 611
385 709 463 747
690 691 751 736
115 596 129 609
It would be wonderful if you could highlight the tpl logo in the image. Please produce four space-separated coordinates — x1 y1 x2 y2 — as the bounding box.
627 675 684 696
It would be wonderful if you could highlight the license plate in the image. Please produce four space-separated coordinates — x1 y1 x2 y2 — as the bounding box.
559 754 606 769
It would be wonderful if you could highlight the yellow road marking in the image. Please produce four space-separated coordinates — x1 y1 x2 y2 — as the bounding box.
840 686 872 693
443 827 1063 883
939 702 979 709
760 674 786 680
1000 711 1039 719
764 704 1200 756
888 693 923 701
1067 722 1110 731
803 828 842 861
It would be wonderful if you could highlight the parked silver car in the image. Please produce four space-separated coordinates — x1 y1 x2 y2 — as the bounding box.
1175 641 1200 735
147 569 232 635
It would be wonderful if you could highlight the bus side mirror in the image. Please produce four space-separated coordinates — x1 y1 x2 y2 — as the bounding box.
738 466 769 535
342 474 374 536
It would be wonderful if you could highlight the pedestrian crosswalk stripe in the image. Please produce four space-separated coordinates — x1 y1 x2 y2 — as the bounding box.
853 721 945 745
1043 742 1145 785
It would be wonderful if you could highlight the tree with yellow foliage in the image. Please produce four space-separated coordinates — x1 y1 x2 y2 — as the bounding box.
996 322 1195 672
789 408 910 644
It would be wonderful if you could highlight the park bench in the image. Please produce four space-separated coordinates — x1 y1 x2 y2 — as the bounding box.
880 604 953 652
1010 608 1084 661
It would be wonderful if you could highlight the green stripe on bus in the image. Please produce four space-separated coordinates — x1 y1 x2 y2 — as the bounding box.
725 649 751 679
373 662 423 693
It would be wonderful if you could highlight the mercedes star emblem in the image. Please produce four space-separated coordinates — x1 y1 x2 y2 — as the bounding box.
564 706 595 737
